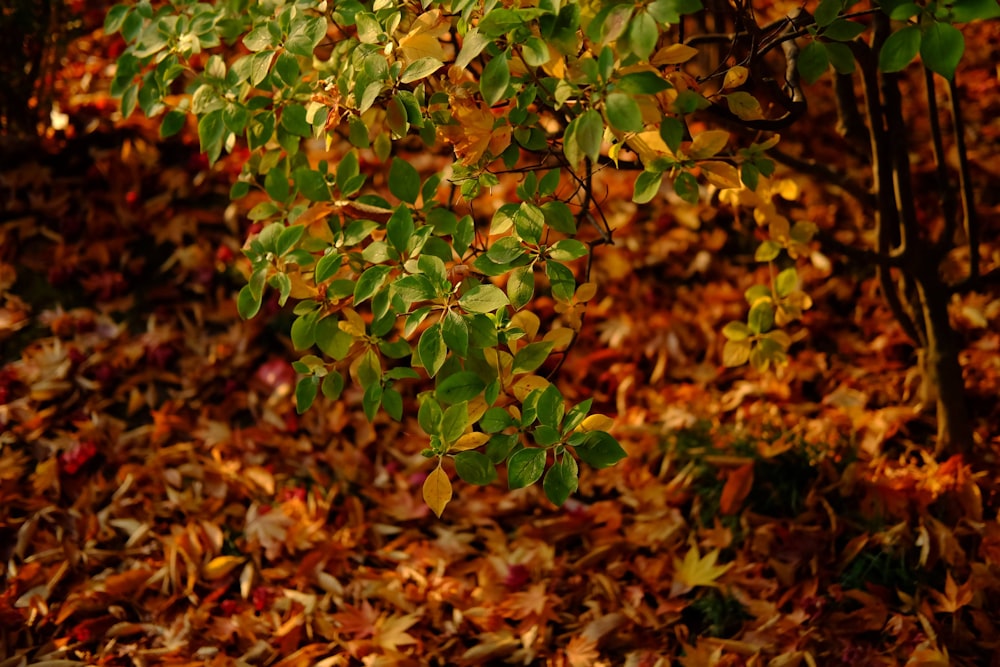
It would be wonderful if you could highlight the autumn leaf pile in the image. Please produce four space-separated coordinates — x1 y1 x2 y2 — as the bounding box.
3 7 1000 667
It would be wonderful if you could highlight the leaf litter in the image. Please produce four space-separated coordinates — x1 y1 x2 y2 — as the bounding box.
2 7 1000 667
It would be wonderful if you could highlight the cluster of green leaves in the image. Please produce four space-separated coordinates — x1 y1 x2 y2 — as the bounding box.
105 0 991 512
797 0 998 83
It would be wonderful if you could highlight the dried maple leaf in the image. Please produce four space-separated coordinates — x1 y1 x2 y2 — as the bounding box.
929 571 973 613
671 545 733 597
373 612 421 652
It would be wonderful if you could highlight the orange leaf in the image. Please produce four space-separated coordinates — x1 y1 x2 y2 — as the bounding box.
719 463 754 514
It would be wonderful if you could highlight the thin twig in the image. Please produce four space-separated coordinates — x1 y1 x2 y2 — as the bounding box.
923 66 959 249
769 147 876 208
949 75 979 283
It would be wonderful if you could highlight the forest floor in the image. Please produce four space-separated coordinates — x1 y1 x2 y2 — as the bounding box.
3 6 1000 667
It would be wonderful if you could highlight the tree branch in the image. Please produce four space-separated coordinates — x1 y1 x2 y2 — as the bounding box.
768 147 876 209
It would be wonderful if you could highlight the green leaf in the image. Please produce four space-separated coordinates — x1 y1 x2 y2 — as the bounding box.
104 4 130 33
659 115 685 153
315 316 353 359
361 383 382 422
543 456 578 505
295 375 319 413
243 26 275 52
507 448 546 489
437 371 486 404
441 401 469 443
418 394 444 435
536 384 565 429
321 371 345 400
285 16 327 57
454 451 498 485
514 202 545 244
507 265 535 310
388 157 420 204
826 42 856 74
673 172 700 204
776 267 799 298
522 36 551 68
575 109 604 162
605 92 644 133
400 57 443 83
548 239 588 262
264 167 290 202
748 300 775 334
920 22 964 80
616 71 672 94
354 265 392 304
575 431 627 468
480 407 515 433
755 240 782 262
418 322 447 377
281 104 312 137
879 25 922 73
481 52 511 106
460 284 510 314
442 310 469 357
822 19 866 42
294 167 331 201
628 10 659 60
722 321 752 341
160 110 187 138
632 170 664 204
290 311 318 350
951 0 1000 22
798 41 829 84
197 109 226 165
237 284 263 319
541 201 576 234
382 387 403 420
387 206 414 255
814 0 842 27
315 253 343 283
512 341 554 375
545 260 576 301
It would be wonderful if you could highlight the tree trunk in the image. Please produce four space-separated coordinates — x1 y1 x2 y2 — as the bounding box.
915 278 974 456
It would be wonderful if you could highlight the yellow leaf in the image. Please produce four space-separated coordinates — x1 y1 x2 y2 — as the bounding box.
202 556 246 580
575 282 598 302
726 91 764 121
652 43 699 66
451 432 491 452
543 327 575 350
627 130 675 165
512 374 550 402
672 545 732 595
510 310 541 341
723 65 749 89
700 161 741 189
578 413 614 433
422 464 452 517
689 129 730 159
339 307 367 337
722 338 751 366
467 395 489 424
397 9 448 64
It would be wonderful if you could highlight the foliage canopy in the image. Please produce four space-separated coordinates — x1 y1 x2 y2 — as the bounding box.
107 0 997 513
